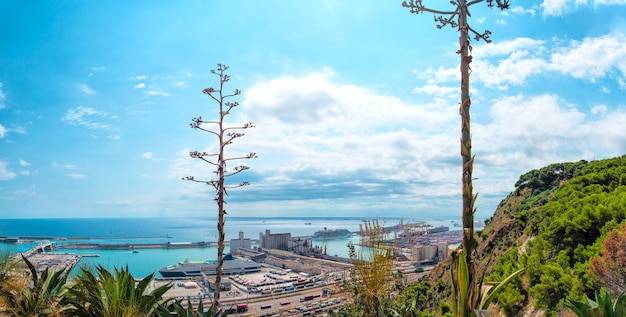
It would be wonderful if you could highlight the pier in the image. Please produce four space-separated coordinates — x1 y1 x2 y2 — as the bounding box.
54 240 262 251
0 235 172 242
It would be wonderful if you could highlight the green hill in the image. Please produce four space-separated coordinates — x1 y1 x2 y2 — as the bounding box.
421 155 626 316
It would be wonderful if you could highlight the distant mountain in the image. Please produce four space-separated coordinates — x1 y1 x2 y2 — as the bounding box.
421 155 626 316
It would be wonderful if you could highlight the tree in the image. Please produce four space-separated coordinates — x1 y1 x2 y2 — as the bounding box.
342 220 397 317
183 63 256 309
401 1 510 316
589 223 626 295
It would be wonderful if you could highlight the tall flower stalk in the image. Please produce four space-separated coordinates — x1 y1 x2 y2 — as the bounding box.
402 1 511 316
183 64 256 309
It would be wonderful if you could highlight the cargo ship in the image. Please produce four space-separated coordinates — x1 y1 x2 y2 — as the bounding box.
158 254 261 278
311 227 352 240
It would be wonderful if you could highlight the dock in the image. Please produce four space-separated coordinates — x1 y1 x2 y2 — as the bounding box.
54 240 260 251
1 235 172 242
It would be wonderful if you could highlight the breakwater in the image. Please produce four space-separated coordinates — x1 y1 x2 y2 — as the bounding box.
55 240 261 250
0 235 172 243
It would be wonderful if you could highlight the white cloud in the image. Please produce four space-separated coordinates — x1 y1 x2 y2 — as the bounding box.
474 51 548 87
0 82 5 109
474 37 546 58
144 90 171 97
412 84 457 97
594 0 626 5
175 81 187 87
591 105 608 114
134 83 146 89
549 33 626 81
64 164 80 170
0 124 6 138
66 173 86 179
412 67 459 89
477 94 626 171
81 84 95 95
414 33 626 89
11 126 26 135
510 6 537 16
136 75 148 80
19 159 31 166
542 0 570 16
62 106 111 129
0 161 16 181
543 0 626 16
237 69 460 196
88 66 105 76
142 152 154 159
170 67 626 216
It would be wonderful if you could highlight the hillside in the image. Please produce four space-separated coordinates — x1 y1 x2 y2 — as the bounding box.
418 155 626 316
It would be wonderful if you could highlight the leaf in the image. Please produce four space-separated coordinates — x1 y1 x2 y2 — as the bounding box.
457 249 470 317
479 267 525 309
565 299 589 317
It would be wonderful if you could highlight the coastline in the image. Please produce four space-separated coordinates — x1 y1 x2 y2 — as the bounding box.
0 217 465 278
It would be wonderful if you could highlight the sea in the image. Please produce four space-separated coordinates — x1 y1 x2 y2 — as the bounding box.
0 216 458 278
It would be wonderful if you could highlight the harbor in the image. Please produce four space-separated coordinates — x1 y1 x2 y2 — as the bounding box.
0 218 466 316
0 218 468 282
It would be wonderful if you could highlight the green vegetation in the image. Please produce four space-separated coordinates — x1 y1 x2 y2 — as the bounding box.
566 290 626 317
338 220 398 317
68 264 172 317
522 156 626 314
0 254 73 317
478 155 626 315
0 255 226 317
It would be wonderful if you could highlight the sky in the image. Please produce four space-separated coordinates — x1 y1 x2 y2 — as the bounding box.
0 1 625 220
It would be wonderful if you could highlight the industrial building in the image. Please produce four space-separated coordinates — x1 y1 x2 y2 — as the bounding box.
411 241 449 263
229 230 252 251
259 229 291 250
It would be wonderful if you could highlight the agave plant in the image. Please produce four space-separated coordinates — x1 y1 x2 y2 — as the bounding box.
1 254 74 317
167 297 229 317
450 249 525 317
69 264 173 317
566 290 626 317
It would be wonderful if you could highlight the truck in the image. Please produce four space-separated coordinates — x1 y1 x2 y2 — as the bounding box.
236 304 248 313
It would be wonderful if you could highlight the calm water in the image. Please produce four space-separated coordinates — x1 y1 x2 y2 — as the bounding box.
0 216 456 277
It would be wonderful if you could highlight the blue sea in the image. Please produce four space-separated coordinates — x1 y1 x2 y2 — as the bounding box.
0 216 456 278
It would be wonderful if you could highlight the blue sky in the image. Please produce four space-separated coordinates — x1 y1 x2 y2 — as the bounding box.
1 1 625 219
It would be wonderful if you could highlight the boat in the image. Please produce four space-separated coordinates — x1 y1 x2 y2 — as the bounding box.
158 254 261 278
304 222 312 225
132 249 139 253
311 227 352 240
